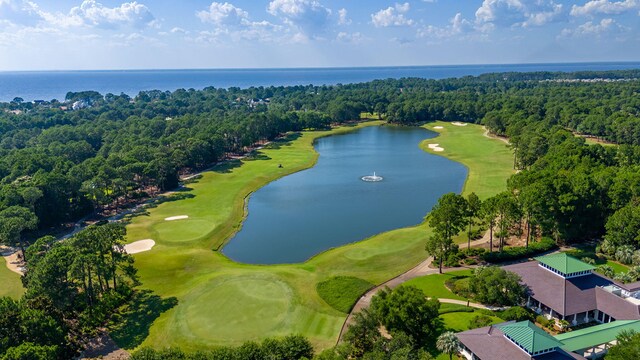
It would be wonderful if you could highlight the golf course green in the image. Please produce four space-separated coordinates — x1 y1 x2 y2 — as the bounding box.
118 120 513 350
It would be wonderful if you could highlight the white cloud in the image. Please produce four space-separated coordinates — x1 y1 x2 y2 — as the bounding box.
418 13 473 39
195 2 283 43
0 0 44 27
338 8 350 25
475 0 564 28
267 0 332 37
560 17 629 37
570 0 639 17
53 0 156 29
371 3 414 28
197 2 248 26
336 31 364 43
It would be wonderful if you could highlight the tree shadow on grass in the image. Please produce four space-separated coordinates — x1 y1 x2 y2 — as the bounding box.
212 159 243 174
263 132 302 150
109 289 178 349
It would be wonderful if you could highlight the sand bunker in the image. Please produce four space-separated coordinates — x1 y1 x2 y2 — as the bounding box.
165 215 189 221
451 122 468 126
427 143 445 152
1 246 25 275
433 126 444 129
124 239 156 254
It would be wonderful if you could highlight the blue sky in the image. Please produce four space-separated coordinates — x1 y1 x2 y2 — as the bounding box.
0 0 639 70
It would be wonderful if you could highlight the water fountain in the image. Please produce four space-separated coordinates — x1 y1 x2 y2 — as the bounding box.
361 172 383 182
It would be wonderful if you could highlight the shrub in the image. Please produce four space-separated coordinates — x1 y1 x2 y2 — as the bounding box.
468 266 526 306
481 237 556 263
463 257 477 265
581 257 596 265
597 264 615 279
468 315 493 329
616 245 635 265
536 315 550 328
445 252 463 267
500 306 534 322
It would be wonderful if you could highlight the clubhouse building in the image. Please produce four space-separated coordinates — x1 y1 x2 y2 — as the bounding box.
456 253 640 359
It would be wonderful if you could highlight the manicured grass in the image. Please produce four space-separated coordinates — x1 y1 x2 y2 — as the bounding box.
0 258 24 299
606 260 629 274
404 270 472 301
316 276 374 313
563 247 630 274
119 120 514 351
423 121 515 200
440 311 503 332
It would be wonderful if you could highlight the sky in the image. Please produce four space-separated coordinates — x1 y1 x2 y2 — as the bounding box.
0 0 639 70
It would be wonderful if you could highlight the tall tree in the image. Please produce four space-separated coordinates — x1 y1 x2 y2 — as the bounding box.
465 192 482 250
0 206 38 258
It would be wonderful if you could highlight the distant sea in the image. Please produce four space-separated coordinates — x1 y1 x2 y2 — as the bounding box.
1 62 639 102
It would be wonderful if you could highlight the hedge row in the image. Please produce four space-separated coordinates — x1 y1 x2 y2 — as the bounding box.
481 237 557 263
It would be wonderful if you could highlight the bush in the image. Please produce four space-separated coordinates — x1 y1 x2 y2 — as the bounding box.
536 315 550 328
463 257 477 265
461 248 486 257
468 266 526 306
445 252 463 267
481 237 556 263
468 314 493 329
500 306 534 322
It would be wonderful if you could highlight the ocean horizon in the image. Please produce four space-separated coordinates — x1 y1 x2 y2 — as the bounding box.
1 61 639 102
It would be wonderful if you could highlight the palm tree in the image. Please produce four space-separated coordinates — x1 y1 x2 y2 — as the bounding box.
436 331 460 360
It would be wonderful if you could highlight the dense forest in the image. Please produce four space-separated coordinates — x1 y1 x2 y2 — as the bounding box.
1 69 640 358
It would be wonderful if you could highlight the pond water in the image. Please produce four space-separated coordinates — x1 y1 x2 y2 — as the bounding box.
222 125 468 264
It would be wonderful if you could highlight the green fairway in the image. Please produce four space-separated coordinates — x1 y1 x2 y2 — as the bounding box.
404 270 472 301
0 259 23 299
422 122 514 199
120 120 514 351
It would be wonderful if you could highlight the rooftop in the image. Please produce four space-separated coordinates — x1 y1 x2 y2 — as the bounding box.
535 253 595 277
498 321 564 354
554 320 640 352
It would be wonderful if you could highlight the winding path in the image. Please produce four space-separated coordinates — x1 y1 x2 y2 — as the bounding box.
337 235 494 342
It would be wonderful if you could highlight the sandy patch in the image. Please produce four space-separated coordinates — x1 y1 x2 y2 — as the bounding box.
427 143 445 152
433 126 444 129
124 239 155 254
165 215 189 221
0 246 25 275
451 122 468 127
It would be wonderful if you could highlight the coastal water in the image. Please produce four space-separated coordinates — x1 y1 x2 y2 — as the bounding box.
1 62 639 102
222 125 467 264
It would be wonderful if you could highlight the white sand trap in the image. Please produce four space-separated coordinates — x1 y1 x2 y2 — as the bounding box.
1 246 25 275
165 215 189 221
433 126 444 129
124 239 156 254
451 122 468 126
427 143 445 152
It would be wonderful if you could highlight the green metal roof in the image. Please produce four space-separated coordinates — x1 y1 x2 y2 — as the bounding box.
555 320 640 351
535 253 595 275
498 321 563 354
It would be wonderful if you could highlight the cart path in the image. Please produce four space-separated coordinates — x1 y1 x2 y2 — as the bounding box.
336 235 493 342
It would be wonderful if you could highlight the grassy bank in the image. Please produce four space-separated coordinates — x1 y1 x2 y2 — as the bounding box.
117 120 514 351
0 259 24 299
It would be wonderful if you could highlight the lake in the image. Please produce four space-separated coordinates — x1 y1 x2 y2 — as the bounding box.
222 125 467 264
2 62 639 102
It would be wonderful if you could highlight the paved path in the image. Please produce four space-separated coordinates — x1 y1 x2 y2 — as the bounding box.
336 233 500 342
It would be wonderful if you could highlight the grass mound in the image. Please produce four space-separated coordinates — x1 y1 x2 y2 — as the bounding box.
316 276 374 313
